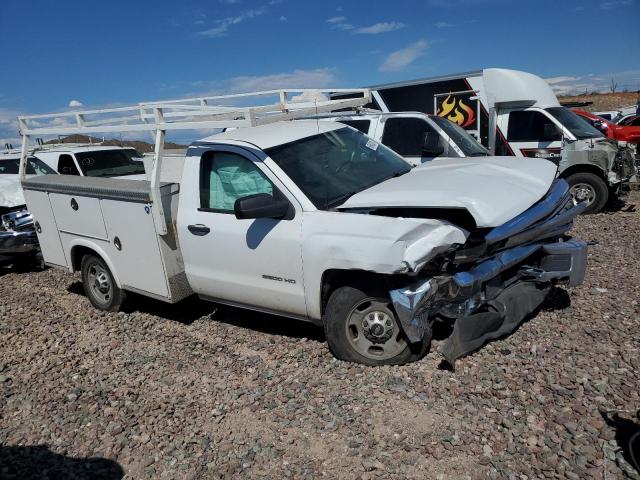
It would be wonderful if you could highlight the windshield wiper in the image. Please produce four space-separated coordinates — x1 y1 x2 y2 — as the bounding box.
325 191 358 209
468 152 489 157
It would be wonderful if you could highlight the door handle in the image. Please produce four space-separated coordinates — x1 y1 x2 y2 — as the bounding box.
187 224 211 236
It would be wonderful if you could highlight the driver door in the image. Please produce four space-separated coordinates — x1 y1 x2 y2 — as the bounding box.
502 109 564 162
178 146 307 318
376 115 445 165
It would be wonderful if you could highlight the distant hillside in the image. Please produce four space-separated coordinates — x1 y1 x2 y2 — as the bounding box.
558 91 639 112
44 134 186 153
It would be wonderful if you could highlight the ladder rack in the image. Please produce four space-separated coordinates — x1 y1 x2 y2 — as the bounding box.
18 88 371 234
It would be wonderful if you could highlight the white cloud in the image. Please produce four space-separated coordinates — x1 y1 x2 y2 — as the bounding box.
197 7 266 38
544 76 579 85
0 108 22 144
435 21 454 28
326 15 353 30
68 100 84 108
279 15 287 21
379 40 428 72
600 0 633 8
226 68 337 92
334 23 354 30
355 22 405 34
544 69 640 95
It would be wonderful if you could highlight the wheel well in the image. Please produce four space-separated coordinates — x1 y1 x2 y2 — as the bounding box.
559 163 607 181
70 245 99 272
320 269 402 317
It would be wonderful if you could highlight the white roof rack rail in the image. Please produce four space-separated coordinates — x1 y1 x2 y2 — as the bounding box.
18 88 371 137
18 88 371 234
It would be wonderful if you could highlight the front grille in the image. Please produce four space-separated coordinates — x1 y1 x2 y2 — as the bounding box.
540 253 572 272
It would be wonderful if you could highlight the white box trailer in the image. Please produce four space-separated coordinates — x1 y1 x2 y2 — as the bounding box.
348 68 637 213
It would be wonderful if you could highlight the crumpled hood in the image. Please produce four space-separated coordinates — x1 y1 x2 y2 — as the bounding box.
339 157 557 227
0 175 26 207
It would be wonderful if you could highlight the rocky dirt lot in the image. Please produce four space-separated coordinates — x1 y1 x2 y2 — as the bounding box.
1 193 639 480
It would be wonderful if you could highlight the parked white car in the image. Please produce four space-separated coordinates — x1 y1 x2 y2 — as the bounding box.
23 120 588 366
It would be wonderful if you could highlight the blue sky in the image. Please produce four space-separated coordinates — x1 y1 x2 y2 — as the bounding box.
1 0 639 144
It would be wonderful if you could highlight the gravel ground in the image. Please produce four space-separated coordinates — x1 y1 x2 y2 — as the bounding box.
1 192 639 480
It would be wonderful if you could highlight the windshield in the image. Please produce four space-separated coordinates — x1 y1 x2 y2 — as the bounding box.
430 116 490 156
546 107 604 140
0 156 57 175
75 149 145 177
266 127 411 209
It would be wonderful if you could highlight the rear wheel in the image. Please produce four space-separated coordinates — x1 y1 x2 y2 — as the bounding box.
565 172 609 214
81 254 125 311
323 284 431 366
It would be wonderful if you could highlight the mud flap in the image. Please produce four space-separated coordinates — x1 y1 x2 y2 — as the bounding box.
440 281 550 368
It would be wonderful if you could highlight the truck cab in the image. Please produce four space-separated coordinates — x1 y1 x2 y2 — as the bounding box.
35 145 146 179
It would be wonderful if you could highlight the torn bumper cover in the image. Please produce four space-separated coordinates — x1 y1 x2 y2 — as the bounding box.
390 179 588 365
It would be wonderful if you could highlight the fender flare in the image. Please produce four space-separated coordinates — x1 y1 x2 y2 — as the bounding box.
68 239 122 288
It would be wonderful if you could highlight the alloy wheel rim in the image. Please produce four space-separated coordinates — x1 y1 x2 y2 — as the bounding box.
569 183 596 206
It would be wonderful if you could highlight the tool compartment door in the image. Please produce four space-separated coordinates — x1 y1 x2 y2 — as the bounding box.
100 199 170 298
22 189 67 267
49 193 108 239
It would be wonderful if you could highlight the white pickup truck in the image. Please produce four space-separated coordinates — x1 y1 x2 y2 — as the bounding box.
313 111 491 165
22 119 588 366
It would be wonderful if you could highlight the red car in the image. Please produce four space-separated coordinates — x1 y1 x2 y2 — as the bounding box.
572 108 640 145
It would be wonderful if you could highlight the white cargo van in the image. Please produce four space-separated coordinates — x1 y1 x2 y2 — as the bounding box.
343 68 637 213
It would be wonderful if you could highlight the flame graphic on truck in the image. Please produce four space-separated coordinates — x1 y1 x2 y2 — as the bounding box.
437 95 476 128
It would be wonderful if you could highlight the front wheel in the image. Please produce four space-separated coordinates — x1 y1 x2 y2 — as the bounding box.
81 254 125 311
565 172 609 214
323 284 431 366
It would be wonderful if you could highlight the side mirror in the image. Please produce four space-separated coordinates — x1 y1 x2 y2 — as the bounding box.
592 120 608 132
423 132 445 157
234 193 289 220
543 123 562 141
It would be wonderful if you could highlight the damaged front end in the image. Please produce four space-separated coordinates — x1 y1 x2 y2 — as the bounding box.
389 179 587 366
0 208 40 265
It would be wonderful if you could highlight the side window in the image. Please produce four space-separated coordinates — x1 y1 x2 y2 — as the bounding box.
57 154 80 175
340 120 371 134
199 151 274 212
381 118 436 157
507 111 562 142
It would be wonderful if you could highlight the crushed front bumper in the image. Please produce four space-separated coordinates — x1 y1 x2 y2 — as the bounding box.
389 179 588 366
0 209 39 264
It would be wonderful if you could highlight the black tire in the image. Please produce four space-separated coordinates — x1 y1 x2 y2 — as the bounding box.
323 284 431 366
80 254 125 312
565 172 609 214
